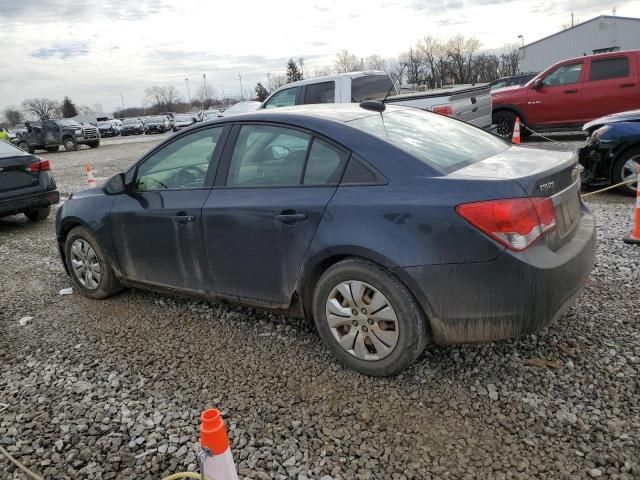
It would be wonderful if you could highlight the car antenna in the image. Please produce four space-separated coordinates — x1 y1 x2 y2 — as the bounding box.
360 64 407 113
383 63 407 103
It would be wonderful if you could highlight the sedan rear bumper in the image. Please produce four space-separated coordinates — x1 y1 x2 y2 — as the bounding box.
396 210 596 345
0 189 59 217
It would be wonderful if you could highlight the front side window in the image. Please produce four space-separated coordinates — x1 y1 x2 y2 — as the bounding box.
226 125 311 186
349 108 509 174
589 57 630 81
303 82 335 104
136 127 222 191
543 63 583 86
263 87 298 109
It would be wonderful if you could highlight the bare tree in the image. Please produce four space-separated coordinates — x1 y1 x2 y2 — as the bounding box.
77 104 92 115
399 47 425 85
145 86 182 111
447 35 481 84
22 98 60 120
386 58 405 87
2 106 24 126
313 66 334 78
498 44 521 76
334 50 360 73
269 73 287 91
418 36 449 88
195 85 216 109
365 54 386 71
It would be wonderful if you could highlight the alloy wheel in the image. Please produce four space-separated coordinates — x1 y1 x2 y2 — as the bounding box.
70 239 101 290
325 281 399 361
621 154 640 191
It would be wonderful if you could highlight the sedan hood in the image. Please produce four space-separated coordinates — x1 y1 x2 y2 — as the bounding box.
583 109 640 131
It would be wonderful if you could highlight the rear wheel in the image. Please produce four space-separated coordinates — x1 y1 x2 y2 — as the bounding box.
87 141 100 149
312 258 428 376
27 145 36 154
16 141 28 152
63 138 78 152
612 147 640 196
25 205 50 222
64 226 122 299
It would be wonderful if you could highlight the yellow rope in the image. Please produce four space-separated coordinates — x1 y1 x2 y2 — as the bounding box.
581 177 638 198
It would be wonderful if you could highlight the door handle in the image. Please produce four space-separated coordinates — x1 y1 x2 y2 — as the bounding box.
274 212 307 224
175 213 195 225
620 83 635 88
564 89 578 94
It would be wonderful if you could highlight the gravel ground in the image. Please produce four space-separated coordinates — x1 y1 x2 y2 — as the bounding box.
1 134 638 479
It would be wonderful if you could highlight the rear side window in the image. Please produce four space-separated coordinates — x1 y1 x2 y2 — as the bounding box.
263 87 298 109
348 109 509 174
351 75 394 102
303 81 335 104
589 57 630 81
303 139 347 184
341 155 379 184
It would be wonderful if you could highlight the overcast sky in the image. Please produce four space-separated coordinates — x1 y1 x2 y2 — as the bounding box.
1 0 639 114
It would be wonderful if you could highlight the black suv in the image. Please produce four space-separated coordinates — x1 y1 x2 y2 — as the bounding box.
14 119 100 153
0 140 59 221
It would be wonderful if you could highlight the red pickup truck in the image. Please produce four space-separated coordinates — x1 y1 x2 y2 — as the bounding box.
492 50 640 137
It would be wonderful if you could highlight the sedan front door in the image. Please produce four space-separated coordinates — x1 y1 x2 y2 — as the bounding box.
110 126 226 293
202 124 348 306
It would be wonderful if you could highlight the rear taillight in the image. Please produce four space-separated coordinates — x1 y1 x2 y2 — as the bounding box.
431 104 453 116
456 197 556 251
26 159 51 172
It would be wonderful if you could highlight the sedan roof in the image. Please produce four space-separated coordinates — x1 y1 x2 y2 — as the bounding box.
215 103 386 124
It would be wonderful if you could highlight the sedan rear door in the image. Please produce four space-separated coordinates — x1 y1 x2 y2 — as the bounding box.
0 142 43 200
202 123 349 306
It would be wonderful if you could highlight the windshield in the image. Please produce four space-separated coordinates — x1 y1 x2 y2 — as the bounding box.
348 108 509 173
148 117 164 123
122 119 138 125
98 121 112 127
0 140 27 158
176 115 192 122
54 119 79 127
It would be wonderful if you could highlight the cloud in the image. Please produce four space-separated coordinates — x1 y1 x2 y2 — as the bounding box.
31 43 89 59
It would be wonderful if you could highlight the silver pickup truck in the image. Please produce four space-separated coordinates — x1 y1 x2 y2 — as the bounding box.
260 71 493 129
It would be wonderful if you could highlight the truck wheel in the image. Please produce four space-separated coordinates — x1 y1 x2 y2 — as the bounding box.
25 205 51 222
612 147 640 197
16 141 28 152
493 111 517 139
46 146 59 153
27 146 36 154
63 138 78 152
312 258 429 376
87 141 100 149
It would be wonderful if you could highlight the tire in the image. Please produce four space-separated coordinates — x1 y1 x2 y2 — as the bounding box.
493 110 517 139
612 147 640 196
16 141 28 152
46 146 59 153
27 146 36 154
25 205 50 222
173 127 177 132
312 258 429 376
63 138 78 152
64 226 122 299
87 141 100 149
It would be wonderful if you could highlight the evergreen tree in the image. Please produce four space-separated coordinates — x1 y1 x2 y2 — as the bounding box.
255 82 269 102
61 96 78 118
286 59 303 83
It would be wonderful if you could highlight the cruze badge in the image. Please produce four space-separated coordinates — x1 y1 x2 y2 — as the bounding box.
538 181 555 192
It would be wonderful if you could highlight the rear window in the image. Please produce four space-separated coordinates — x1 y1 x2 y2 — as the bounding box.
589 57 629 81
348 108 509 173
351 75 395 102
0 140 27 158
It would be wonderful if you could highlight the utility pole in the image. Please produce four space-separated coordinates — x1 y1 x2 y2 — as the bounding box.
238 74 243 101
298 57 304 78
267 73 272 91
571 10 574 27
185 78 191 104
120 93 125 111
203 74 208 102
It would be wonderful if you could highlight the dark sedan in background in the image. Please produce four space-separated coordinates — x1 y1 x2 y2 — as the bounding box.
143 116 168 134
0 140 59 221
579 109 640 196
120 118 144 136
172 114 197 132
55 104 596 376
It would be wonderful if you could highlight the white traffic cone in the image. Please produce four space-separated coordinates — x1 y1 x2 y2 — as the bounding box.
86 164 96 187
200 409 238 480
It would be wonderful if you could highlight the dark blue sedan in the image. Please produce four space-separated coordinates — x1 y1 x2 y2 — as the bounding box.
56 104 596 376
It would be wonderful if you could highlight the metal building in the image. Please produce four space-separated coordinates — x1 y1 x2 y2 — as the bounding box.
519 15 640 72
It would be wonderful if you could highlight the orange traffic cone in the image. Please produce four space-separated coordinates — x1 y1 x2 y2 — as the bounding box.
86 164 96 187
623 164 640 245
512 117 521 144
200 409 238 480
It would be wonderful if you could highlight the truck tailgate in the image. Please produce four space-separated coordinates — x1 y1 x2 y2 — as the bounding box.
385 84 492 129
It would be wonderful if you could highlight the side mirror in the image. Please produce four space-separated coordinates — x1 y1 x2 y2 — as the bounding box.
532 78 544 90
104 172 131 195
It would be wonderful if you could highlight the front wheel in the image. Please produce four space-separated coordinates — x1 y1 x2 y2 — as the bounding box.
612 147 640 196
16 141 28 152
64 226 122 299
63 138 78 151
25 205 50 222
312 258 429 376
